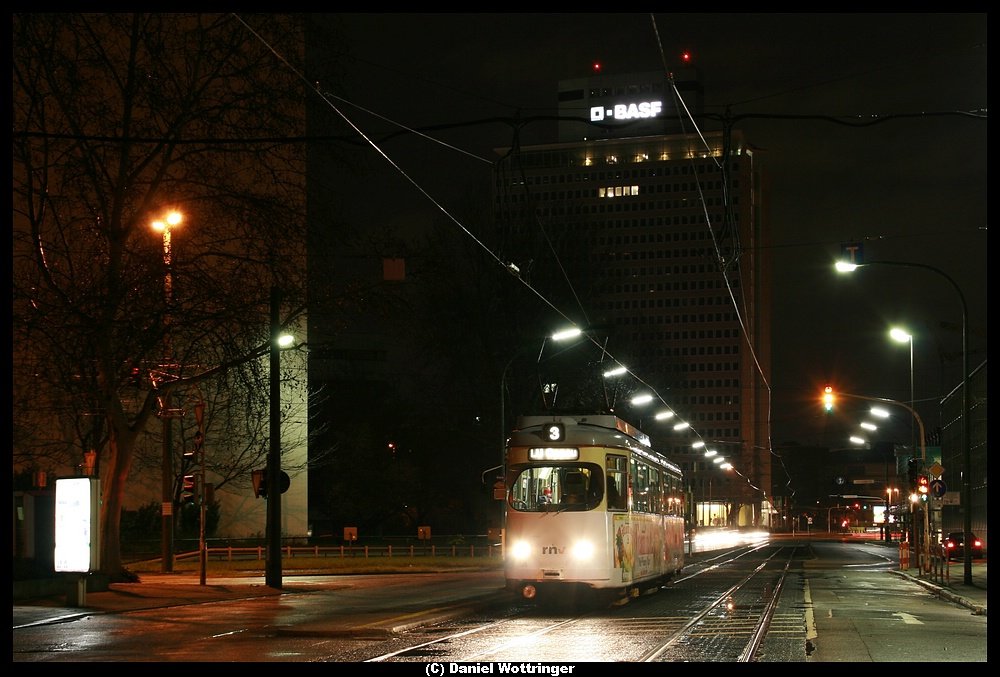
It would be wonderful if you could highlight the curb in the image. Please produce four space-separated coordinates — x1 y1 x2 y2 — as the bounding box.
890 570 987 616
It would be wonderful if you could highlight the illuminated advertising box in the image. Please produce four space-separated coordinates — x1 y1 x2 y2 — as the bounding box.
54 477 101 573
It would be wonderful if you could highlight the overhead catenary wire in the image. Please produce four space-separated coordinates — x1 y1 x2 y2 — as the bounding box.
237 12 767 484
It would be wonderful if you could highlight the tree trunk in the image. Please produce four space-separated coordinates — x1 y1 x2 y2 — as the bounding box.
100 423 138 580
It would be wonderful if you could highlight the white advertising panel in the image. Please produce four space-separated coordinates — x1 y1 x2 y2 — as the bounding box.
54 477 101 573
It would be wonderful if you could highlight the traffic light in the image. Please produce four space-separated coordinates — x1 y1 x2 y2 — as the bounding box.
822 386 835 412
917 474 929 502
907 458 921 486
180 474 196 505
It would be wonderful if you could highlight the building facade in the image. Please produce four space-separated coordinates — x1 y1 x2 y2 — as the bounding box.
492 70 772 528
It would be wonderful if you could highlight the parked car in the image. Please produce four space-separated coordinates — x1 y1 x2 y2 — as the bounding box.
943 531 983 560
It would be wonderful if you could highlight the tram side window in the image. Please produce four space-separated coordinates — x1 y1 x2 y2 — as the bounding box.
664 473 683 516
649 468 662 515
633 460 652 512
606 455 627 511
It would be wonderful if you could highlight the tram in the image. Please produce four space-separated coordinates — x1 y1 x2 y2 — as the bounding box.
504 413 686 602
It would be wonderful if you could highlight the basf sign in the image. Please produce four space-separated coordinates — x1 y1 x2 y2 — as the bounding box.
590 101 664 122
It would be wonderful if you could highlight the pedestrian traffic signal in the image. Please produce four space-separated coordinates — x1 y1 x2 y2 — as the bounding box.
822 386 835 412
917 474 929 502
180 474 196 505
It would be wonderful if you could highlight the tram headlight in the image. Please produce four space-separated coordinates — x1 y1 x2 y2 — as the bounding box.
570 540 595 561
510 540 532 561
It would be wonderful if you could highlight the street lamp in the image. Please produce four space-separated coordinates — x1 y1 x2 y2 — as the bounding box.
889 326 915 453
265 286 295 590
836 259 972 585
150 209 182 574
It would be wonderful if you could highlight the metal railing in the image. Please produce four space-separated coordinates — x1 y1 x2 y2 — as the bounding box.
172 542 504 563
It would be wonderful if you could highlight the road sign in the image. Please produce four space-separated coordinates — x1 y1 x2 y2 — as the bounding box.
929 478 946 498
928 462 944 478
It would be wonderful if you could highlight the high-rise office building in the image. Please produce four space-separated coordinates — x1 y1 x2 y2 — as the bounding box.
492 69 772 527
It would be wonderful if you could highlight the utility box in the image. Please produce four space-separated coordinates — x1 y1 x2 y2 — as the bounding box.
417 526 431 540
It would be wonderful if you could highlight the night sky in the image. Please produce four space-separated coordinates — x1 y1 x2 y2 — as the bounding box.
305 13 987 450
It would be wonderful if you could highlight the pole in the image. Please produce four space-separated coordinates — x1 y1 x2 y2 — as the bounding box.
161 408 174 573
265 285 282 589
908 339 915 456
160 226 174 573
838 391 929 568
840 260 972 585
959 290 972 586
196 402 206 586
499 351 522 551
199 457 206 585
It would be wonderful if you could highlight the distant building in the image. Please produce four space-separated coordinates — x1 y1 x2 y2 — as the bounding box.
492 68 772 527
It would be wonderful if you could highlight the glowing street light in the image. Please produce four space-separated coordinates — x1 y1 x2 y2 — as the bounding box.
551 327 582 341
150 209 183 574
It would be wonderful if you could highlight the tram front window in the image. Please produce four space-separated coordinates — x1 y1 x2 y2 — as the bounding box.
509 465 602 512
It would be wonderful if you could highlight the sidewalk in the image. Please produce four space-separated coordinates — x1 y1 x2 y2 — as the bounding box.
13 560 986 630
892 560 987 616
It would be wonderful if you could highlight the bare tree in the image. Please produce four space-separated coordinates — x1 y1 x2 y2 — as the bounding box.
13 13 315 578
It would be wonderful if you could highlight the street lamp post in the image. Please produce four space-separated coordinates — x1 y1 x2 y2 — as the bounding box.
266 285 283 589
151 210 183 574
889 327 915 454
835 390 930 571
836 259 973 585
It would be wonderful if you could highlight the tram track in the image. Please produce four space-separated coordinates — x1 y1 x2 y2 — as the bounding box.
363 544 806 663
639 544 796 662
